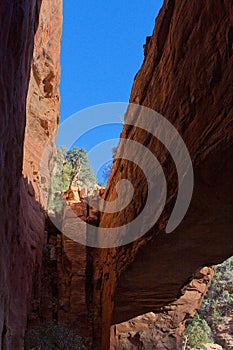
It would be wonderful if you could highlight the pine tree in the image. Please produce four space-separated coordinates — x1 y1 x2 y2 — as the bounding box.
47 146 97 212
66 147 97 189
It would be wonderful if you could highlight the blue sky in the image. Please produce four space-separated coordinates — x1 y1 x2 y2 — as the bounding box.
59 0 163 182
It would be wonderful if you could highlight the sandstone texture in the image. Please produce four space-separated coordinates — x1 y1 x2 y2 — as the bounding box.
86 1 233 349
24 0 62 207
56 203 90 339
0 0 62 349
25 0 62 331
203 344 223 350
111 268 213 350
1 0 233 349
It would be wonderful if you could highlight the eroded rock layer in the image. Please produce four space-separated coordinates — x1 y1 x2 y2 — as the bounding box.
0 1 62 349
86 1 233 349
110 267 213 350
25 0 62 330
1 0 233 349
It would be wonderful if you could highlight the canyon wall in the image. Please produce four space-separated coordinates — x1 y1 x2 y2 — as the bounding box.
0 0 62 349
0 0 232 349
86 0 233 349
111 267 213 350
24 0 62 330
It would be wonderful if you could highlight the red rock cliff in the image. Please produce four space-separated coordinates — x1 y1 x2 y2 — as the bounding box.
0 1 62 349
0 1 232 350
87 1 233 349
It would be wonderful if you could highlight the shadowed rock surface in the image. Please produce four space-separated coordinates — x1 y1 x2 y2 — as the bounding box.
0 0 62 348
111 268 214 349
0 0 232 349
86 1 233 349
25 0 62 329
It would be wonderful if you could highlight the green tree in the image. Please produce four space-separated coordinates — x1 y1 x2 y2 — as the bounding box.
184 256 233 348
65 147 96 188
47 146 97 212
47 147 67 212
184 313 212 349
199 256 233 325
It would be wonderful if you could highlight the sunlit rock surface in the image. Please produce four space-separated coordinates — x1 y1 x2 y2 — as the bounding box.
87 1 233 349
0 0 62 348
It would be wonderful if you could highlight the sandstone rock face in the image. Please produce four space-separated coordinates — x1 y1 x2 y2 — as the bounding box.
0 1 62 349
24 0 62 330
111 267 213 350
63 186 81 203
1 1 232 350
56 203 90 341
24 0 62 206
203 344 223 350
86 1 233 349
0 2 41 348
